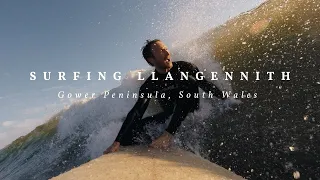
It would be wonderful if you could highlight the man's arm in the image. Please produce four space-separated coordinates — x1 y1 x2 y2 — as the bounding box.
164 62 225 136
149 102 191 148
165 103 192 135
114 88 150 143
188 63 226 100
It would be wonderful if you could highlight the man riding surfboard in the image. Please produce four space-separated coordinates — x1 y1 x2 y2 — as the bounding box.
104 39 230 154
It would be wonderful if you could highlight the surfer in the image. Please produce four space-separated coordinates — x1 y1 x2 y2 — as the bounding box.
103 39 230 154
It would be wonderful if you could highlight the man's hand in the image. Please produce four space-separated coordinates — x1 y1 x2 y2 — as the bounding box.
149 131 173 149
103 141 120 154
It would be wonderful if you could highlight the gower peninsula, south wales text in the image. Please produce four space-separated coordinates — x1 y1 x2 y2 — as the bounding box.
29 71 291 81
57 90 258 99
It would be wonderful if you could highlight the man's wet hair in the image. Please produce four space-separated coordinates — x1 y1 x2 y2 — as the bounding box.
141 39 161 66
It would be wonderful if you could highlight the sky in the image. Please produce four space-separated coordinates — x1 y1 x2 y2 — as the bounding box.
0 0 266 148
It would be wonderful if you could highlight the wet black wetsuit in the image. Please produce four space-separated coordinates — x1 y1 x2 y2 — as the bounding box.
115 61 225 146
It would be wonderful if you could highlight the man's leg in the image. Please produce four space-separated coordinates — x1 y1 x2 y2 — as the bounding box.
118 111 172 146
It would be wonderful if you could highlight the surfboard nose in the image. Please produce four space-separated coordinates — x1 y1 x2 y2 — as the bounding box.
51 146 245 180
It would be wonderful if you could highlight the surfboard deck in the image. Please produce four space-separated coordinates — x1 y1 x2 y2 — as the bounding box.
51 146 245 180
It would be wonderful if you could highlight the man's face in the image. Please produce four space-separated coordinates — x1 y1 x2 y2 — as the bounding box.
148 41 172 69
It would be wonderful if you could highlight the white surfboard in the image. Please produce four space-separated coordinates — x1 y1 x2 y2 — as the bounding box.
52 146 245 180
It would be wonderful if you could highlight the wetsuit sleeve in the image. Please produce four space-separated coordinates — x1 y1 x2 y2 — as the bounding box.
115 87 150 143
165 62 226 135
165 103 192 135
189 63 226 100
